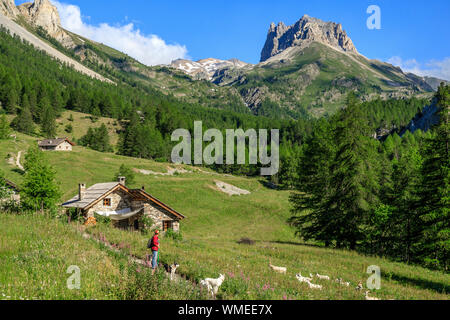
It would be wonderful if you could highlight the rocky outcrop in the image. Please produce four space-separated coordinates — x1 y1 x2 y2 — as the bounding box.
261 14 357 62
0 0 18 18
18 0 74 47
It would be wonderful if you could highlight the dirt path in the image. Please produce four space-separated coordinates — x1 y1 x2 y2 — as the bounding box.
15 151 24 171
80 230 187 284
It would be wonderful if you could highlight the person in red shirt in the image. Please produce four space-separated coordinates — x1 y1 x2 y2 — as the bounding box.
150 230 160 275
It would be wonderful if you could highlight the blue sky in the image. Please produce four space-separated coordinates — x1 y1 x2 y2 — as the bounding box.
16 0 450 79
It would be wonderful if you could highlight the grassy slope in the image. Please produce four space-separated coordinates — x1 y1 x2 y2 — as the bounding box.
55 110 122 147
0 214 204 300
0 213 124 300
1 127 449 300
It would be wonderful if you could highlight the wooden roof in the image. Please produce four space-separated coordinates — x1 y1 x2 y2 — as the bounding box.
62 182 185 220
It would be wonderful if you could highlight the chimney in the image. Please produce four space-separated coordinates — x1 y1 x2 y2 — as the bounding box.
141 186 145 191
118 176 126 186
79 183 86 200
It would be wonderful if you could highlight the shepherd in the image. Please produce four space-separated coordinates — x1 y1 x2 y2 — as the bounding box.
148 230 160 275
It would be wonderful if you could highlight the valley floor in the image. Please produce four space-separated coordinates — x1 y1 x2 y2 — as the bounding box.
0 132 449 300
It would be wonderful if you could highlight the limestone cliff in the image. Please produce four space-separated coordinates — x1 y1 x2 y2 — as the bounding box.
0 0 18 18
261 14 357 62
18 0 74 47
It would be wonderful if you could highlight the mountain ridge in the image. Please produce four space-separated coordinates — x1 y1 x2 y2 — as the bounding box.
261 14 357 62
0 1 445 119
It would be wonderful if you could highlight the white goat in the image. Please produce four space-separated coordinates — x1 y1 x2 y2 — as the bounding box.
315 273 330 280
200 274 225 297
306 281 323 290
268 259 287 274
365 291 380 300
170 264 179 281
296 273 313 283
335 278 350 286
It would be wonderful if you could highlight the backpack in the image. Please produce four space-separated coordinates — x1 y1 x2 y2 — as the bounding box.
147 237 154 249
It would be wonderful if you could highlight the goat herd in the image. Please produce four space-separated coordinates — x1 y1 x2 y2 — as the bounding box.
198 259 381 300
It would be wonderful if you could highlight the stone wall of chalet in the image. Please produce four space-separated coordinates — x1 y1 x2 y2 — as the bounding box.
83 189 180 231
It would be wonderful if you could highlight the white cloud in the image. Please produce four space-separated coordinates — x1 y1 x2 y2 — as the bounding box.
52 1 188 66
387 56 450 81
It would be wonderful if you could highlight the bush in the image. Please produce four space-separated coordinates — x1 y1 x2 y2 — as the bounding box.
65 124 73 133
94 213 111 225
165 228 183 241
138 215 154 235
110 263 207 300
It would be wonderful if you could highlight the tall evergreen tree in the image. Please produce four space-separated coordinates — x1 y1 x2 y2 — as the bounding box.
289 118 336 245
10 105 34 135
22 146 60 211
0 114 10 139
41 104 57 138
290 95 380 249
324 95 379 249
415 83 449 269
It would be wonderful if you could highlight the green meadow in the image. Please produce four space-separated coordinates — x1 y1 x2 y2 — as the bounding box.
0 129 449 300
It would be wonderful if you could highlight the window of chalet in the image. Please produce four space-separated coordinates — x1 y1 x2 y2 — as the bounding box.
103 198 111 207
163 221 173 231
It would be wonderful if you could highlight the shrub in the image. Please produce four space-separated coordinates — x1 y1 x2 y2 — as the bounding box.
65 124 73 133
111 263 207 300
165 228 183 241
138 215 154 235
94 213 111 225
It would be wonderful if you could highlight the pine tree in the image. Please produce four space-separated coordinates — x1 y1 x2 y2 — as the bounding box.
115 164 136 186
80 124 113 152
41 105 57 138
289 118 336 245
290 94 380 249
390 146 423 262
324 95 380 249
11 105 34 135
415 84 449 269
0 114 10 139
96 123 111 152
22 146 60 211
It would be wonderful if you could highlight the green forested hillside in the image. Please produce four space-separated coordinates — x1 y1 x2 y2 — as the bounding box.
289 85 449 270
214 43 434 119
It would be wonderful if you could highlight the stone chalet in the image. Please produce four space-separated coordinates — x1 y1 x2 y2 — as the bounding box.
62 177 185 231
38 138 74 151
1 179 20 202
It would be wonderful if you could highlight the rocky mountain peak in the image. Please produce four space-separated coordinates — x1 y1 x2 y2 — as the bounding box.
261 14 357 62
17 0 73 47
0 0 19 18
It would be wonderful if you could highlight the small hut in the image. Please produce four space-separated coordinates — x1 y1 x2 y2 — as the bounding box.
38 138 75 151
